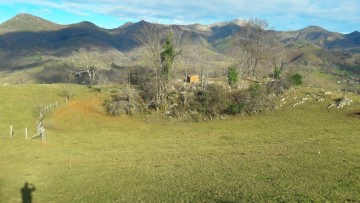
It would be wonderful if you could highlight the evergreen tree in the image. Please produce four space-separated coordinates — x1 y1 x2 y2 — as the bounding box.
228 66 238 87
161 34 180 84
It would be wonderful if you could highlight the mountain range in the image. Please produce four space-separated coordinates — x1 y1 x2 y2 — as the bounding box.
1 14 360 51
0 13 360 72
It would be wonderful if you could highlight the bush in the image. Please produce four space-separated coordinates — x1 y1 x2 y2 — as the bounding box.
191 84 230 118
226 84 274 115
227 66 238 87
226 103 245 115
290 73 303 86
267 78 292 95
103 95 128 116
36 63 75 83
103 88 145 116
273 66 281 80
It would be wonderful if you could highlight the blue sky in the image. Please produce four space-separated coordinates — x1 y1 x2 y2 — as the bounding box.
0 0 359 33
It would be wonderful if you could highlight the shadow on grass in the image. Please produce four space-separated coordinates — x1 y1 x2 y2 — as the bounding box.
21 182 36 203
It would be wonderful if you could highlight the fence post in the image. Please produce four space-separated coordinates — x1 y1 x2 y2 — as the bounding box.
25 128 28 139
41 128 45 142
10 125 13 138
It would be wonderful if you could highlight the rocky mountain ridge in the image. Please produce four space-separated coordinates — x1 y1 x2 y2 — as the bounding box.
0 13 360 73
1 13 359 52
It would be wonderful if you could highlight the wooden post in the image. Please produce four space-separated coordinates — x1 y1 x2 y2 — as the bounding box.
200 64 203 90
10 125 13 138
66 97 69 103
184 59 188 79
25 128 28 139
41 128 45 141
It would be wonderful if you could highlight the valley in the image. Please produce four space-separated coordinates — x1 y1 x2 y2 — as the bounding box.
0 13 359 202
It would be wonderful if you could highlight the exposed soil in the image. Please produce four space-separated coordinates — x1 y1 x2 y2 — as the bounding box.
53 97 107 119
348 111 360 118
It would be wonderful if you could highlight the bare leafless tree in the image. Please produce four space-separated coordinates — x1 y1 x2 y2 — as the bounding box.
70 47 106 86
135 24 187 110
135 24 165 109
269 45 287 79
234 18 270 77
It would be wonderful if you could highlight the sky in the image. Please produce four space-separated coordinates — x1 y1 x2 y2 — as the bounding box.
0 0 359 33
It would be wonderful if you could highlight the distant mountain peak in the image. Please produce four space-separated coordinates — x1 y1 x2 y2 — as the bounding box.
127 20 158 30
14 13 35 18
0 13 64 33
69 21 100 29
301 25 328 33
136 20 153 26
230 19 247 26
205 19 246 29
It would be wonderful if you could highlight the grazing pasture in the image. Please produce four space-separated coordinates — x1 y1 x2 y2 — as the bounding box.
0 84 359 202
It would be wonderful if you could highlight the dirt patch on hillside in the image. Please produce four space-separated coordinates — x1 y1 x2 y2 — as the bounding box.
347 111 360 118
53 97 106 119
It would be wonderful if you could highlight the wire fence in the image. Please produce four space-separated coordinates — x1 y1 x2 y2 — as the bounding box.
7 97 69 142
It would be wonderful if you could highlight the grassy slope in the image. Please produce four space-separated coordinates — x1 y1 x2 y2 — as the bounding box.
0 85 359 202
306 71 344 90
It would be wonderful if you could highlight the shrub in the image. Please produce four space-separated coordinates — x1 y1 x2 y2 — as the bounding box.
226 103 245 115
103 95 127 116
227 66 238 87
226 84 274 115
290 73 303 86
36 63 75 83
191 84 230 118
103 88 145 116
137 72 158 109
267 78 292 95
273 66 281 80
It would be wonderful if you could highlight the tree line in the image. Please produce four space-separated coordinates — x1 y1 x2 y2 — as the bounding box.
32 18 306 119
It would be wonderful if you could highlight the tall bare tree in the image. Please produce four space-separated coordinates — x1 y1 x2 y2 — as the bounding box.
269 45 287 79
135 24 186 110
234 18 270 77
71 47 106 86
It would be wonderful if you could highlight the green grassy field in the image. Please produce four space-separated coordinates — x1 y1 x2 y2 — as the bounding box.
1 84 360 202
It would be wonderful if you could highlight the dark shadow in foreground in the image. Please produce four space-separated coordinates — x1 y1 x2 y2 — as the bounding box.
21 182 36 203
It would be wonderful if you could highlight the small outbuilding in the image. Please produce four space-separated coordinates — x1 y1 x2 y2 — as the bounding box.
185 75 199 83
